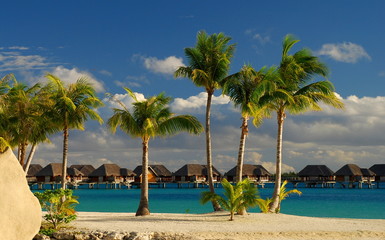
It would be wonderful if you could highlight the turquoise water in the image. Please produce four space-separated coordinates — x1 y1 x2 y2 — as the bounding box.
48 184 385 219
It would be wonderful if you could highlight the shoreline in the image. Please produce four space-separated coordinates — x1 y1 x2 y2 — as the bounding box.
70 211 385 240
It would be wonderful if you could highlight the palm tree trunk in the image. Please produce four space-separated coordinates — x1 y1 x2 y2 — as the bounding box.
18 142 27 167
61 126 69 190
206 91 221 211
136 138 150 216
236 116 248 183
269 109 285 213
24 144 37 174
236 116 248 215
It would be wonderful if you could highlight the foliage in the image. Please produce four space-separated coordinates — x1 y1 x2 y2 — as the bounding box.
201 178 259 221
0 137 9 153
256 197 273 213
256 180 301 213
276 180 302 213
34 189 79 230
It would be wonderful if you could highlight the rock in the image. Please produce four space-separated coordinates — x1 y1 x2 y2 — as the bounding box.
34 233 51 240
74 233 91 240
103 232 125 240
53 231 75 240
0 148 42 240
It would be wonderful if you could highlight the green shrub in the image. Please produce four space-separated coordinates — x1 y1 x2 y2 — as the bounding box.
34 189 79 230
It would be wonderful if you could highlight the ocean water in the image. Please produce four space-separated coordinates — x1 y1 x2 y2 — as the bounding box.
39 183 385 219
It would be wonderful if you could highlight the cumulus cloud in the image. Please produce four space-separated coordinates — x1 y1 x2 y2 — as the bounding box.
171 92 230 112
143 56 185 74
317 42 371 63
51 66 105 92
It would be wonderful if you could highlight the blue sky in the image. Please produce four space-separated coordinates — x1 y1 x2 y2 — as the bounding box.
1 1 385 173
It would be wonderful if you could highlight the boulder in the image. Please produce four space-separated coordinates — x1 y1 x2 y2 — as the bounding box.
0 148 42 240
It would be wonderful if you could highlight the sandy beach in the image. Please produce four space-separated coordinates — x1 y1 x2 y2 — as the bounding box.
71 211 385 240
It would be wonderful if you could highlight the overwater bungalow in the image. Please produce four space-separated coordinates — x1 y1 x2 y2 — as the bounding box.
35 163 83 183
26 164 43 183
66 167 84 182
369 164 385 182
133 165 172 183
120 168 136 183
224 164 271 182
173 164 222 182
360 168 376 182
298 165 335 181
334 164 363 182
88 164 124 183
69 164 95 181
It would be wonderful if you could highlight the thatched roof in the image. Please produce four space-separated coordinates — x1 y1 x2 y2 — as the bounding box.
133 165 172 177
120 168 136 177
89 164 122 177
224 164 271 177
298 165 334 177
35 163 83 177
69 165 95 176
27 164 43 177
36 163 63 177
360 168 376 177
370 164 385 176
173 164 222 177
334 164 363 176
66 167 84 176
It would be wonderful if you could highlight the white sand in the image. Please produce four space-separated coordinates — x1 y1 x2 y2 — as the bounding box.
72 211 385 240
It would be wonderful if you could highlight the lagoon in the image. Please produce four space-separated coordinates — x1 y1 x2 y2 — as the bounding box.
43 184 385 219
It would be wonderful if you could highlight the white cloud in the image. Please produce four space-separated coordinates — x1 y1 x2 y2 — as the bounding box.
51 66 105 92
245 152 296 173
8 46 29 50
253 34 270 44
0 52 49 71
171 92 230 112
99 70 112 76
104 91 146 112
317 42 371 63
143 56 185 74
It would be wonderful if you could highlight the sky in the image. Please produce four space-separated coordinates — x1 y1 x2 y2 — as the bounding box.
1 0 385 174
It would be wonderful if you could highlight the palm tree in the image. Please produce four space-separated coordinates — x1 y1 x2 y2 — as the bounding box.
263 35 344 212
108 88 203 216
222 65 277 183
201 178 258 221
1 81 42 166
46 74 103 189
175 31 235 211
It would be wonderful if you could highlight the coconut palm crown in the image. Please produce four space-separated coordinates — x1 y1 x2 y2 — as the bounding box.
175 31 235 211
107 87 204 216
46 73 104 189
222 65 278 183
261 35 344 213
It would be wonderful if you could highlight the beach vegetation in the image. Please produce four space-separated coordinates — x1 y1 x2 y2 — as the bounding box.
175 31 235 211
107 87 203 216
256 197 273 213
45 74 104 189
201 178 258 221
257 34 344 212
34 189 79 230
276 180 302 213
